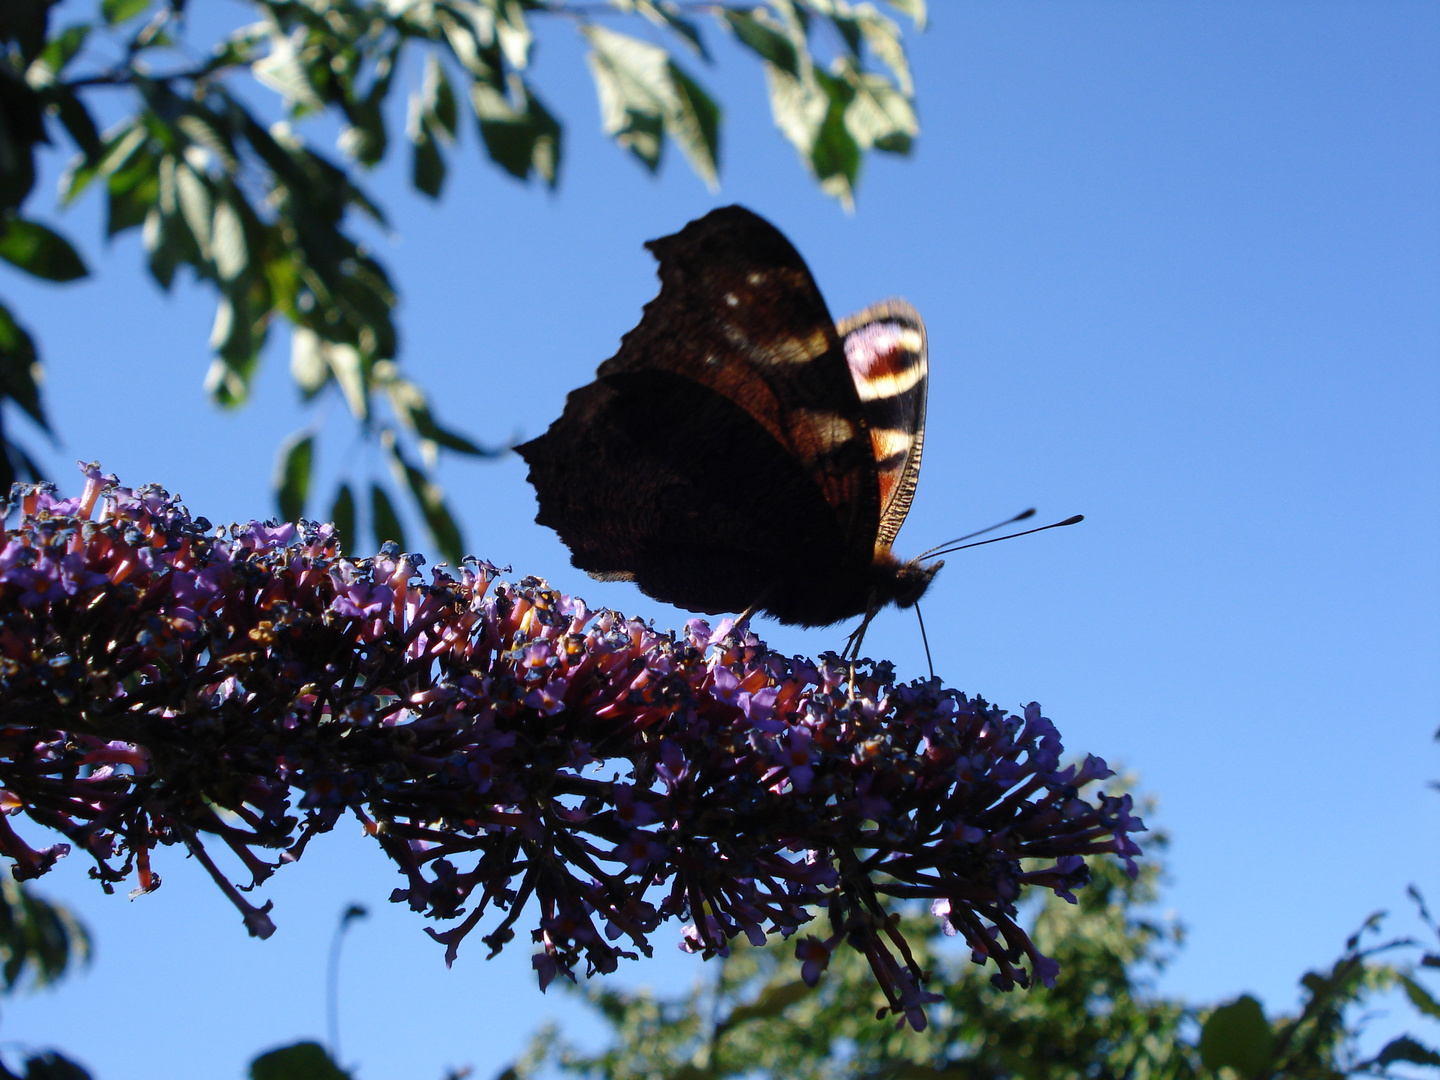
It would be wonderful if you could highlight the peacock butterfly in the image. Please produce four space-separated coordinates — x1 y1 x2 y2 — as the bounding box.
517 205 941 629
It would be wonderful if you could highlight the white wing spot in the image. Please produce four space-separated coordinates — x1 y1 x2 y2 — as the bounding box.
724 292 739 307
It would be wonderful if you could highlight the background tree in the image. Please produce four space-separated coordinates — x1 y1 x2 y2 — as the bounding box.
516 840 1440 1080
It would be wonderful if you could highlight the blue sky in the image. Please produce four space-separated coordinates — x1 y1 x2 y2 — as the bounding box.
3 3 1438 1077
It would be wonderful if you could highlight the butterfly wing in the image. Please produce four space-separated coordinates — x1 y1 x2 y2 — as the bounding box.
517 206 884 624
837 300 929 552
607 205 881 554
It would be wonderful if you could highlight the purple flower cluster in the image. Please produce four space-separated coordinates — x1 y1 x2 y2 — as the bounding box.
0 464 1143 1030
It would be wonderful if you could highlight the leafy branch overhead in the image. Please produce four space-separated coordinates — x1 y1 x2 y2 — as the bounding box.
0 0 924 562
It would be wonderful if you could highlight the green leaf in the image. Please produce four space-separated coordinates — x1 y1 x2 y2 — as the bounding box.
0 301 46 430
827 13 863 58
583 24 719 184
141 205 198 291
205 294 263 404
855 7 913 95
765 63 827 159
323 339 370 421
211 196 247 281
252 29 324 111
105 161 158 238
1374 1035 1440 1067
174 163 213 258
369 483 407 551
384 430 464 564
1400 972 1440 1020
584 24 671 171
841 68 916 154
666 62 720 188
0 874 90 992
378 368 494 458
720 9 800 76
1200 995 1275 1075
0 219 89 281
883 0 927 30
101 0 150 28
496 0 532 70
810 72 861 207
250 1041 351 1080
13 1050 92 1080
410 125 446 198
274 431 314 522
61 120 146 206
472 76 561 187
424 54 459 138
328 483 356 554
31 24 92 84
638 1 708 60
52 89 102 160
718 979 813 1031
289 327 329 398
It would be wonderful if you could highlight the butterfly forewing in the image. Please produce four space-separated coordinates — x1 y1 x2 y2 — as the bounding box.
596 206 882 565
838 301 929 551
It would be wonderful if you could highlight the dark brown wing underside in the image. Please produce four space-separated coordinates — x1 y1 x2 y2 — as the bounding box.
516 369 877 626
603 206 881 571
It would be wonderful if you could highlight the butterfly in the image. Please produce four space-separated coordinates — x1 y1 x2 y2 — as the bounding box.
517 205 941 637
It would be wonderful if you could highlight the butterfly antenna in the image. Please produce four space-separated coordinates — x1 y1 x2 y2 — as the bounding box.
925 514 1085 559
919 509 1036 559
915 602 935 680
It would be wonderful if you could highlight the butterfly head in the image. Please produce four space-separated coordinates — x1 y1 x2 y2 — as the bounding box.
872 554 944 612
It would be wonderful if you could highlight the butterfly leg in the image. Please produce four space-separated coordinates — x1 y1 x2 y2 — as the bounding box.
842 605 881 697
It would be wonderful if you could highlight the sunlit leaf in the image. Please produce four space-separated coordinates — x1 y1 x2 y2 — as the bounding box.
252 28 324 111
174 163 213 256
883 0 927 30
31 24 92 84
496 0 532 70
854 6 913 95
666 61 720 188
289 327 329 398
211 197 247 281
472 76 561 187
841 67 916 153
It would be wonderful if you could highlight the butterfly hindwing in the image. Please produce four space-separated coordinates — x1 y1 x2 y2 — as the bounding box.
838 300 929 552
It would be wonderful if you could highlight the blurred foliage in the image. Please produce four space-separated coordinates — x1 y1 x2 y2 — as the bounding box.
512 836 1440 1080
250 1041 351 1080
0 0 924 559
0 873 92 1080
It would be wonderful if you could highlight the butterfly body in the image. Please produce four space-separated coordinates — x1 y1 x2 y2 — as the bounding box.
517 206 938 628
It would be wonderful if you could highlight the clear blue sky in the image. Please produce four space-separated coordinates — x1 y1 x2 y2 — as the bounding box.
4 3 1438 1077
